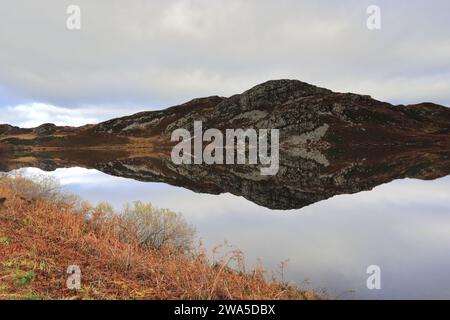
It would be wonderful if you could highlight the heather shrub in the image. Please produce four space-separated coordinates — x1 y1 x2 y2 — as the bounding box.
122 201 196 251
0 172 79 206
0 174 318 300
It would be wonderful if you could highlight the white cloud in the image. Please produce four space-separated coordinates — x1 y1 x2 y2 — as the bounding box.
3 102 143 127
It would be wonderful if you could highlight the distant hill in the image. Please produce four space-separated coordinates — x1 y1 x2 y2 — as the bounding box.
1 80 449 150
1 80 449 209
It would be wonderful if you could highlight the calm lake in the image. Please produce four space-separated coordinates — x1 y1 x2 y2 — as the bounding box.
12 166 450 299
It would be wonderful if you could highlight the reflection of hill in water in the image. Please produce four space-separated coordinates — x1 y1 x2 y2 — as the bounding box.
2 145 450 210
1 80 450 209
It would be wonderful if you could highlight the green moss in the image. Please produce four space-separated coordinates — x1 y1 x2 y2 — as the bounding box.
15 271 35 286
0 235 11 246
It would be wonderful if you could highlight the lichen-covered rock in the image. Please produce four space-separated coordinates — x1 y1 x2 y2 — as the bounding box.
1 79 449 209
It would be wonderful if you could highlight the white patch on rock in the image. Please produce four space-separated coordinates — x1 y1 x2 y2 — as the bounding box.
230 110 268 122
287 123 329 145
283 123 330 166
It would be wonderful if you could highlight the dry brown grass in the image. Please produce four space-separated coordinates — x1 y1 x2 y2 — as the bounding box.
0 176 320 300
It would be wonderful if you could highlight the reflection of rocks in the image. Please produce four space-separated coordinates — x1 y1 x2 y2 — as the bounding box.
1 79 449 209
283 123 330 166
1 145 449 210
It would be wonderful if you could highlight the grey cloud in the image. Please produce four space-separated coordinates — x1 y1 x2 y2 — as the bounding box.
0 0 449 121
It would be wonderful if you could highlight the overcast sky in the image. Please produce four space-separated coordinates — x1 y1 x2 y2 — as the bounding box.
1 0 449 127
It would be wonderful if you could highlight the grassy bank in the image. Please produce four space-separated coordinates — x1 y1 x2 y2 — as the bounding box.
0 175 319 300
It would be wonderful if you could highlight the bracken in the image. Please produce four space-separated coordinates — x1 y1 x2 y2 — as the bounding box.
0 175 321 300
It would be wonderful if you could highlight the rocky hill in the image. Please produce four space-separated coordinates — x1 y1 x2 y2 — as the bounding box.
1 80 449 209
93 79 450 147
1 80 449 151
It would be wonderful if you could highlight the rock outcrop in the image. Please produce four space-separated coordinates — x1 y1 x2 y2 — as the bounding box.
2 80 449 150
1 79 449 209
92 79 450 148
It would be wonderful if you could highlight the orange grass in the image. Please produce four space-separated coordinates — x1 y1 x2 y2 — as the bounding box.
0 177 320 300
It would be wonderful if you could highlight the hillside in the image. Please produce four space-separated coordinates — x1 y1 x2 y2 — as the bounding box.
1 80 449 150
1 80 449 209
0 175 319 300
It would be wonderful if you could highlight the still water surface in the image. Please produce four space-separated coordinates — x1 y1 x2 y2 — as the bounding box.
15 167 450 299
